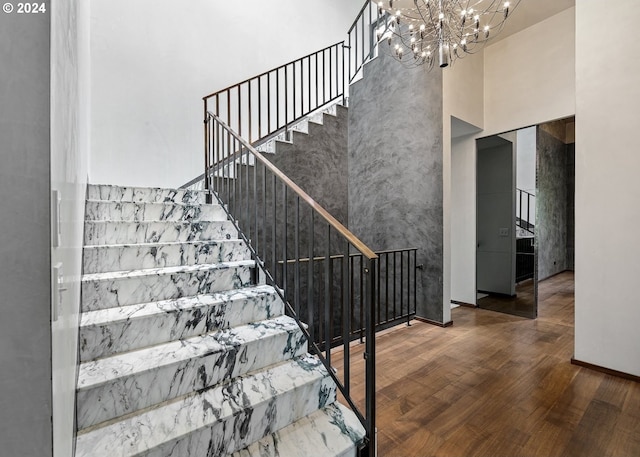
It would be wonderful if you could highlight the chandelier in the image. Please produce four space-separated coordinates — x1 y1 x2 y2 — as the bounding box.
376 0 521 68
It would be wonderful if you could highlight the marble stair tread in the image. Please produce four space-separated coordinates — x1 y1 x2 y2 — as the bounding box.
76 315 308 429
85 200 227 222
82 239 250 274
88 184 208 204
79 284 285 361
231 402 366 457
81 260 255 311
84 219 238 245
75 354 337 457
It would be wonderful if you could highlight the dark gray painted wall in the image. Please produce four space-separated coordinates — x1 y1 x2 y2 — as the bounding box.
0 5 53 456
476 141 516 296
348 48 444 322
566 143 575 270
536 128 568 280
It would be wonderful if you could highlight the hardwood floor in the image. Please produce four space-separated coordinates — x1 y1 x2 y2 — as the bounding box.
333 272 640 457
477 278 536 318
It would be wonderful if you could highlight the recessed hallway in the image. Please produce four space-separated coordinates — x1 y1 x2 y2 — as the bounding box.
336 272 640 456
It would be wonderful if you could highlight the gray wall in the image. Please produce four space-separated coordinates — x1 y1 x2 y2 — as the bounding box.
0 4 53 456
536 128 568 280
348 48 444 322
268 106 349 226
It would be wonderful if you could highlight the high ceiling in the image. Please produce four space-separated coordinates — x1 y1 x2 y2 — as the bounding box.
494 0 575 42
386 0 575 42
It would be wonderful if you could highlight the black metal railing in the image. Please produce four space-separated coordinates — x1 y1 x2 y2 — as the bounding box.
517 188 535 234
202 41 346 149
346 0 381 83
278 247 417 348
205 112 377 456
198 1 380 166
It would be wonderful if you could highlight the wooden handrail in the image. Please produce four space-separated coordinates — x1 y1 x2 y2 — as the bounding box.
207 111 377 260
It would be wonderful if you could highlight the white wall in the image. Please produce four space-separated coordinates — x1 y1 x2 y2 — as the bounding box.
51 0 91 455
90 0 364 188
574 1 640 376
483 7 575 136
443 50 484 316
450 132 478 305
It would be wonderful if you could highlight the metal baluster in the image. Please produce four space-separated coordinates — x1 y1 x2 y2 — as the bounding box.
393 251 397 319
282 183 288 295
292 62 297 122
413 250 417 319
324 223 331 362
271 173 277 281
335 44 339 100
227 89 231 130
253 151 258 256
400 250 404 321
377 250 381 325
262 162 267 266
248 81 253 143
307 56 311 113
360 254 364 343
385 253 389 323
308 211 315 343
350 254 355 342
267 72 272 134
294 196 300 316
203 104 210 200
258 76 263 139
245 145 250 238
329 46 333 100
237 86 242 138
276 70 280 130
322 49 326 104
299 59 303 117
285 65 289 136
364 258 377 457
343 240 350 395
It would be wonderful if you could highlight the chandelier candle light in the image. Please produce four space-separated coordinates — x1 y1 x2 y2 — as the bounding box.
376 0 521 68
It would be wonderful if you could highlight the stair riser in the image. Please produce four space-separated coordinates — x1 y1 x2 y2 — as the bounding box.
75 356 336 457
79 288 285 361
144 376 336 457
231 403 366 457
84 220 238 246
88 185 206 204
82 265 253 311
85 201 227 222
77 322 308 429
83 240 250 274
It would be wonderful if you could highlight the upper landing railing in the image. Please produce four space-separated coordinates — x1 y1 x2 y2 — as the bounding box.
201 0 381 151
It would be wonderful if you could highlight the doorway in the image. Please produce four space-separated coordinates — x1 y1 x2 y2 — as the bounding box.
474 117 575 319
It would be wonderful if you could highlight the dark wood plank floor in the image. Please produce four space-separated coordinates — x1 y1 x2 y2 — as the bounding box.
334 271 640 457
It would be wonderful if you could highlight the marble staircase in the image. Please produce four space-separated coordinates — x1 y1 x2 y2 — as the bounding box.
75 184 366 457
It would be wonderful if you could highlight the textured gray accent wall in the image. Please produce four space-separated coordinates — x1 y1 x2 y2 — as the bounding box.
536 128 568 280
0 4 53 456
267 106 349 226
348 49 444 322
